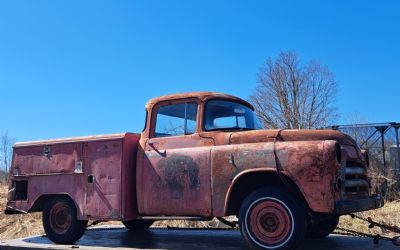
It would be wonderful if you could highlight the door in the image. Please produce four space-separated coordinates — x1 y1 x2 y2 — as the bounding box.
141 101 214 216
84 139 122 219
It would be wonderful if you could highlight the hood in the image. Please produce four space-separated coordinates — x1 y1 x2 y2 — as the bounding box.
228 129 357 146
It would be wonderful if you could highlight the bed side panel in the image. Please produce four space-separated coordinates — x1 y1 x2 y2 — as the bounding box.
13 143 81 175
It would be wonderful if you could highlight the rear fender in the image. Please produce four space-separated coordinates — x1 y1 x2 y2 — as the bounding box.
30 193 83 219
6 174 86 220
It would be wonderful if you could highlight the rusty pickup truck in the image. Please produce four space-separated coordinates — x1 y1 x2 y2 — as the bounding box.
5 92 383 250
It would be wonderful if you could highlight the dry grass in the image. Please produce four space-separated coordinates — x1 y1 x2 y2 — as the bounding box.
337 200 400 236
0 183 399 240
0 184 44 240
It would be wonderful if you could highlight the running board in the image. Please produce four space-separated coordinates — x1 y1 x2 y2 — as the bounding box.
137 216 213 221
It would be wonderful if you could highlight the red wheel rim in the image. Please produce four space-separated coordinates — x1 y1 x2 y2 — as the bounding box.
49 202 72 234
248 199 292 246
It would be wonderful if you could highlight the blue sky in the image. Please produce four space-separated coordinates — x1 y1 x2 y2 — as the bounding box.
0 1 399 142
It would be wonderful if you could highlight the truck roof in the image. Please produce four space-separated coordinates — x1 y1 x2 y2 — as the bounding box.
145 91 254 110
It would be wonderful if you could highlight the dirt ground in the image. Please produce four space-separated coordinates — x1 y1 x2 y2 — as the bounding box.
337 200 400 237
1 184 399 240
0 184 44 240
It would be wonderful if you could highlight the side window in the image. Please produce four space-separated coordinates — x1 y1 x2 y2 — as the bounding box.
155 102 198 137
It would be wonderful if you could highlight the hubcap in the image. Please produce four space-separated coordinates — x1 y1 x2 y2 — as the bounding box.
249 200 292 245
49 202 72 234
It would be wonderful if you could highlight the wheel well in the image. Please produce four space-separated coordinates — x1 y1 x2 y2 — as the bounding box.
29 194 76 212
225 172 309 216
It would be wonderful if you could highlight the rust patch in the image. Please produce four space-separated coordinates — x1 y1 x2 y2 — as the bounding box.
158 154 200 199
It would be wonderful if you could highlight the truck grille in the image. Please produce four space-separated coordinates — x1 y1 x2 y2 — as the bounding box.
344 162 369 194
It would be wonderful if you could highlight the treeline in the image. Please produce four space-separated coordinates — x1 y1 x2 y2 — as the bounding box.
0 169 7 184
0 132 14 183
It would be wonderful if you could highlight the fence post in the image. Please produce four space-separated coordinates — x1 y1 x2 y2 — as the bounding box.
395 124 400 177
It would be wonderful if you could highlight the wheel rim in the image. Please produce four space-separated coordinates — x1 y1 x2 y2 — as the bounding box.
247 198 293 247
49 202 72 234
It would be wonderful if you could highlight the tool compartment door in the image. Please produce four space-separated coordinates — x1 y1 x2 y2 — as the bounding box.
84 139 123 220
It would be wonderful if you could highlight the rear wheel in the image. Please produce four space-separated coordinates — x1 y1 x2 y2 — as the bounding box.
306 215 339 238
122 220 153 230
42 197 87 244
239 188 307 250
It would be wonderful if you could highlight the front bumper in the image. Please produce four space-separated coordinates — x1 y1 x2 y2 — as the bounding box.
335 195 384 214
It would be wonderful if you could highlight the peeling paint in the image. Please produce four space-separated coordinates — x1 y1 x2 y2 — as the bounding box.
6 92 379 224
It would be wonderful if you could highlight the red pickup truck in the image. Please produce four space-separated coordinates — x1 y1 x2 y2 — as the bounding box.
5 92 383 250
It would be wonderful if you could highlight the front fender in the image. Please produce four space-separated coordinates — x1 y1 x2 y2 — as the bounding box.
211 140 340 216
276 140 341 213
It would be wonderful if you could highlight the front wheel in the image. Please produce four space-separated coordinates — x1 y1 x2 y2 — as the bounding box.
42 197 87 244
239 188 307 250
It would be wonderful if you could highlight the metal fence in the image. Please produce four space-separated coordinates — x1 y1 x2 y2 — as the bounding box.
329 122 400 199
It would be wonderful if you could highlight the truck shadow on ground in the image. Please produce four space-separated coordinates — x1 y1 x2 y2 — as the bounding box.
19 227 397 250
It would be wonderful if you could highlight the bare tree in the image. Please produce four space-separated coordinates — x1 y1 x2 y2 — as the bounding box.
1 132 15 181
250 51 338 129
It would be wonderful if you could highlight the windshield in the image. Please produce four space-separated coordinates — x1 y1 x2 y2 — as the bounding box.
204 99 264 131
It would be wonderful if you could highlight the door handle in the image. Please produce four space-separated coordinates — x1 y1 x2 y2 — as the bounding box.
148 141 159 147
147 141 166 156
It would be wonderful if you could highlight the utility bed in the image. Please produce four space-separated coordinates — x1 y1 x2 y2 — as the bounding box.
6 133 140 221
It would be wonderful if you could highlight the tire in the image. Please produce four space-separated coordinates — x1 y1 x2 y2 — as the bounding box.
42 197 87 244
306 215 339 238
239 188 307 250
122 220 154 230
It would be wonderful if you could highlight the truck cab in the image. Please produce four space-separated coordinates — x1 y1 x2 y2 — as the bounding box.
5 92 383 250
